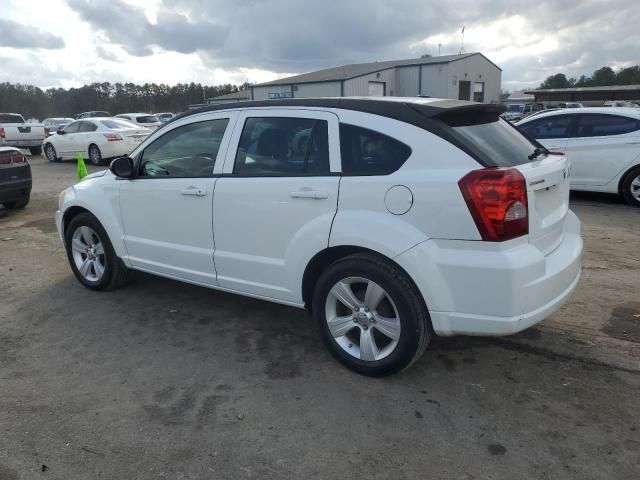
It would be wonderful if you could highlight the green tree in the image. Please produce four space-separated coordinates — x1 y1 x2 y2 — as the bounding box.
539 73 575 89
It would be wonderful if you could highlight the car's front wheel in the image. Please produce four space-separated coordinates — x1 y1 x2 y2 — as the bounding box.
64 212 129 291
621 166 640 207
44 143 58 163
313 253 431 376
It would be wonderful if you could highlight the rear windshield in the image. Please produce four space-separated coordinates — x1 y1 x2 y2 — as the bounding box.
440 112 540 167
136 115 159 124
92 111 111 117
53 118 73 125
0 114 25 123
101 119 138 129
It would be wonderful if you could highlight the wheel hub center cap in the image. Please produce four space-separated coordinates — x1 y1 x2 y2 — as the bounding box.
354 308 373 327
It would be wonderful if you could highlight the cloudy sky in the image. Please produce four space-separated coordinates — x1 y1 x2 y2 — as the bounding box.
0 0 638 91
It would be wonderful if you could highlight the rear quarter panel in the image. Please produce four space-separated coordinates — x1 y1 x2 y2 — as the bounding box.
329 110 482 259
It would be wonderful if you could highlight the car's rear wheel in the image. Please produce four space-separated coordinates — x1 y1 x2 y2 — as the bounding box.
621 166 640 207
64 212 129 291
313 253 431 376
89 144 103 166
29 146 42 155
44 143 58 163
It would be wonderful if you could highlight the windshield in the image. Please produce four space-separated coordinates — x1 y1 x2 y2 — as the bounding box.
92 111 111 117
0 114 25 123
136 115 160 124
507 105 524 112
101 119 140 129
442 112 541 167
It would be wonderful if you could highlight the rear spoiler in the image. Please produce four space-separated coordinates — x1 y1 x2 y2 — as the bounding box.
411 100 507 119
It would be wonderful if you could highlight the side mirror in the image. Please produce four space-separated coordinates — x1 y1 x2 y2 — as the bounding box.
58 129 65 135
110 156 135 178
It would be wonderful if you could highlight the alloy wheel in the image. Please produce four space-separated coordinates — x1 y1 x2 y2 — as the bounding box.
630 175 640 202
324 277 401 361
71 226 105 282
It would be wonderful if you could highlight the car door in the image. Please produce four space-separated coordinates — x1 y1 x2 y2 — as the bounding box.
517 114 575 154
55 121 82 158
74 120 99 156
118 112 237 285
212 109 340 304
564 113 640 186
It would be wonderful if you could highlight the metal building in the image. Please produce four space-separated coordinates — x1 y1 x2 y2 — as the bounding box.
243 53 501 104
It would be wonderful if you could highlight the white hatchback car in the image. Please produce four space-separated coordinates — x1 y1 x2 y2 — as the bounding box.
44 118 152 165
55 98 583 376
516 107 640 206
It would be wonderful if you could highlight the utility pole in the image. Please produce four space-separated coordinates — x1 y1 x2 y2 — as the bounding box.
460 26 465 54
438 43 441 56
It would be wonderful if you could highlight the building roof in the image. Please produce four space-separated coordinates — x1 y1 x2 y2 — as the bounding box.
256 53 497 87
207 90 251 102
525 84 640 102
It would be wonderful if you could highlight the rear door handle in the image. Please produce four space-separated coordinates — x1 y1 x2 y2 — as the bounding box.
290 189 329 199
181 187 207 196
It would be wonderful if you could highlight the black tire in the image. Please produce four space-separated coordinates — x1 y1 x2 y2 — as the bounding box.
64 212 129 291
88 144 103 166
44 143 58 163
2 195 30 209
620 166 640 207
29 146 42 155
312 253 432 376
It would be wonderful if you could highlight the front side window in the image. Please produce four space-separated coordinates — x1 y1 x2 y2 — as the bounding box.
139 119 229 177
574 114 640 137
517 115 574 139
339 124 412 175
234 117 329 175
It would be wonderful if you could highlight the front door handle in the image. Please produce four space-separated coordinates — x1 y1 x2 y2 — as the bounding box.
290 189 329 199
181 187 207 196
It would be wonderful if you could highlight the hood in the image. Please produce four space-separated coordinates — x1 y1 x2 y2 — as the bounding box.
79 169 108 182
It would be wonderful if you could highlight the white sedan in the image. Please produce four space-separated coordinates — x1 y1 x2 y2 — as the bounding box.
516 107 640 206
115 113 163 130
43 118 152 165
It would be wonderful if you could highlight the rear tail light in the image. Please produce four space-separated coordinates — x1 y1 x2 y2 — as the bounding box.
0 127 5 139
458 167 528 242
103 133 123 141
0 151 25 164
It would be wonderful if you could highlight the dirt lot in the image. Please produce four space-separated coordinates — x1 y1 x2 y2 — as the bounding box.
1 155 639 480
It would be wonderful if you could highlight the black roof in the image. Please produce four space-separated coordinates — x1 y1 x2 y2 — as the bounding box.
172 98 505 128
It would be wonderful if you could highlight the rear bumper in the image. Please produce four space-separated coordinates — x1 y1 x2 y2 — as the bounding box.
0 139 43 148
0 178 32 202
395 211 583 336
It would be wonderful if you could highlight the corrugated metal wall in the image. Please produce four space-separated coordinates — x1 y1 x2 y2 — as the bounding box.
395 66 420 96
295 82 341 97
446 55 502 103
343 68 397 96
252 85 292 101
420 64 450 98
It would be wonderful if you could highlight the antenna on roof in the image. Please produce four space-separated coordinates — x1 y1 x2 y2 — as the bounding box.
460 26 465 54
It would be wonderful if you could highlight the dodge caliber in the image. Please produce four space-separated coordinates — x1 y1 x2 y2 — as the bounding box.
55 98 583 376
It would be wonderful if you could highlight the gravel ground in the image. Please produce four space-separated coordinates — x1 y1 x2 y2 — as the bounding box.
1 155 639 480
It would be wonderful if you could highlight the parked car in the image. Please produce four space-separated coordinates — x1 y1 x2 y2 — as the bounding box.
558 102 584 108
603 101 638 108
501 103 544 122
115 113 163 129
156 112 175 123
43 118 152 165
55 98 582 376
43 117 75 136
0 113 46 155
516 107 640 206
0 147 31 209
76 111 111 119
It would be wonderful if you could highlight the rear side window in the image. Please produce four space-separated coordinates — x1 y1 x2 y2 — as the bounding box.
234 117 329 175
518 115 574 139
440 113 538 167
574 114 640 137
339 124 411 175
